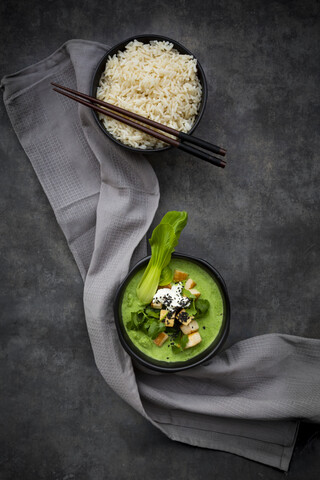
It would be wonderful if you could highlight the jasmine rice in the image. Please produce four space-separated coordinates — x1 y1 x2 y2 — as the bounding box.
96 40 202 149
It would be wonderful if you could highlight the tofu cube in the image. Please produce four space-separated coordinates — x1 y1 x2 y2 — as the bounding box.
185 278 196 290
153 332 168 347
185 332 202 349
151 301 162 309
173 270 189 282
176 309 193 326
164 311 175 327
188 288 201 299
180 320 199 335
160 309 168 321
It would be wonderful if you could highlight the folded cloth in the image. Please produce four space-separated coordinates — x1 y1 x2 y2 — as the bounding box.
2 40 320 471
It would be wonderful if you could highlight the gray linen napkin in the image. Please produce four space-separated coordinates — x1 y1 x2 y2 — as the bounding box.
2 40 320 471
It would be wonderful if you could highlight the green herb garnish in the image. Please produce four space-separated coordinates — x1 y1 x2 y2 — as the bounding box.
127 310 145 330
172 332 189 353
144 306 160 319
148 321 166 339
182 288 196 299
185 299 197 316
195 299 210 317
127 305 165 339
180 333 189 349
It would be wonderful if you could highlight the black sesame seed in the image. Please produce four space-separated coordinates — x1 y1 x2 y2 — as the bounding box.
203 326 206 329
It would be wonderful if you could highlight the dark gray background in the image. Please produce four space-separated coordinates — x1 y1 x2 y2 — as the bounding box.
1 0 319 478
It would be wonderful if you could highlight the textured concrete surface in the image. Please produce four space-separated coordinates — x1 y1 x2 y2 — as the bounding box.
1 0 320 478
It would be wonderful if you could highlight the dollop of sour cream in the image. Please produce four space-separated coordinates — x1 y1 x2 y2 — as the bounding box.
152 282 190 311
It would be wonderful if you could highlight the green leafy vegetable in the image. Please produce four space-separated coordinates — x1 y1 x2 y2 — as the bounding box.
172 332 189 353
144 306 160 319
127 306 165 340
148 321 166 339
185 299 197 316
141 318 153 334
159 211 188 241
127 310 145 330
172 345 182 354
158 266 173 286
196 299 210 317
180 334 189 349
126 320 135 330
182 288 196 299
136 211 188 304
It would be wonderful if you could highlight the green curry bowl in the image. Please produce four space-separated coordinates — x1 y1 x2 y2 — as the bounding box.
114 253 230 373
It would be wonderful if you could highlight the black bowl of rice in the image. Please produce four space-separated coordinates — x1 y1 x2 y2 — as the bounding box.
91 34 208 152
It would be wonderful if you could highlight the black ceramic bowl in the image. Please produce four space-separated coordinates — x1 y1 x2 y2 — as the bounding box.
91 34 208 153
114 253 230 373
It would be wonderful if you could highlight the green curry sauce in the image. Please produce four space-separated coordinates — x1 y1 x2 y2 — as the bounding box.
121 258 224 363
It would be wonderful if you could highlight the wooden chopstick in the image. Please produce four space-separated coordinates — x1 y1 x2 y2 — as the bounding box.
51 83 226 169
51 82 226 157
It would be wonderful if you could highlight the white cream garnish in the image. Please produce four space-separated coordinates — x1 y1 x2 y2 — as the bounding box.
152 282 190 312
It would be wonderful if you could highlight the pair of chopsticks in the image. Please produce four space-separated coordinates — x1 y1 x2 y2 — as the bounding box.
51 82 227 169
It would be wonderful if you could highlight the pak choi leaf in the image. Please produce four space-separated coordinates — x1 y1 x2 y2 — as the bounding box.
136 211 188 304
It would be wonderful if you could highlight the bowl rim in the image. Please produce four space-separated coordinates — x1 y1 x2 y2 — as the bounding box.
90 33 208 154
113 252 230 373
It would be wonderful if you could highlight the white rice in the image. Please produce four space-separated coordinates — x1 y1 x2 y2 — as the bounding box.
96 40 202 149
